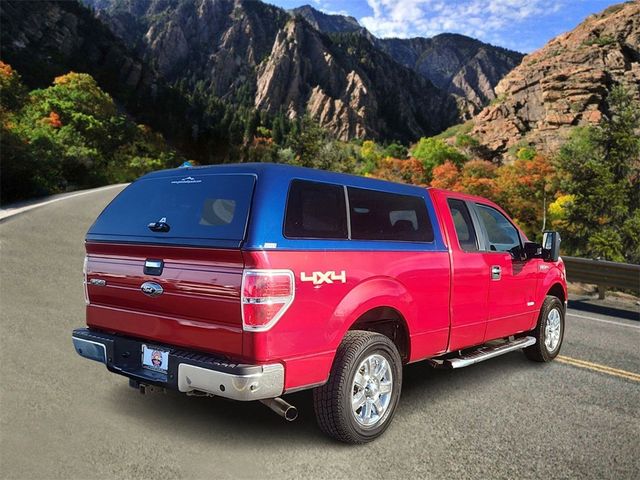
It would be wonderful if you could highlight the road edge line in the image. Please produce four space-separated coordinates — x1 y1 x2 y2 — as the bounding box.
0 184 126 222
567 312 640 330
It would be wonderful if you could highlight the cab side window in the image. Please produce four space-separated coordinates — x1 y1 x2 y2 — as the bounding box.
476 204 520 253
447 199 479 252
284 180 348 239
347 187 434 242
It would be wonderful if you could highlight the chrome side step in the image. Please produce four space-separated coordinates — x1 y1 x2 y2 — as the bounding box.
429 336 536 369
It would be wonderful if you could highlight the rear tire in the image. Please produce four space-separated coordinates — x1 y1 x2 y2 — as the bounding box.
524 295 564 362
313 331 402 444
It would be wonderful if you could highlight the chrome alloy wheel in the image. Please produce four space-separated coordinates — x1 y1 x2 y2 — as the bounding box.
351 353 393 427
545 308 562 352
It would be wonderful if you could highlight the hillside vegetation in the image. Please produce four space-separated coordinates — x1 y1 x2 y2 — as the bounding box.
0 63 181 202
1 1 638 264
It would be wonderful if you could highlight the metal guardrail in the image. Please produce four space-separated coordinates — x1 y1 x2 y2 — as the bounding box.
563 256 640 298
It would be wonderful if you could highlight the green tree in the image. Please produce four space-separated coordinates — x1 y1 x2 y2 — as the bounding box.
272 112 285 145
1 66 182 203
228 113 244 145
359 140 383 173
383 142 408 159
0 62 26 112
556 86 640 262
411 137 467 180
244 109 259 143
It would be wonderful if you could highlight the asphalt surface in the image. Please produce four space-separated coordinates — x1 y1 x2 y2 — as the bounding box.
1 186 639 480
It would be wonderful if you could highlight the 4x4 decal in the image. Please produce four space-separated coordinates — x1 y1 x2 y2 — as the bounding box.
300 270 347 285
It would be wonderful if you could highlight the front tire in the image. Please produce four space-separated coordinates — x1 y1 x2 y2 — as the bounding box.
524 295 565 362
313 331 402 443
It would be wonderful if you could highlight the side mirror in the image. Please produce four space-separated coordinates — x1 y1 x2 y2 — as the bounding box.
542 231 561 262
523 241 542 260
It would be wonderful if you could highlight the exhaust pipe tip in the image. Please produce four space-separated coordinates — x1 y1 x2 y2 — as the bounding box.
284 405 298 422
260 397 298 421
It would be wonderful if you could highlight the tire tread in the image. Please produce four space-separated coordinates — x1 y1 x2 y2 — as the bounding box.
524 295 564 362
313 331 400 443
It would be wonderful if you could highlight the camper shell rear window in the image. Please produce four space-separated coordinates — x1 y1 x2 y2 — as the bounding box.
86 173 255 248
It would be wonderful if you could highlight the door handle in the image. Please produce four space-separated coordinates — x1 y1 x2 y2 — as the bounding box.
491 265 501 280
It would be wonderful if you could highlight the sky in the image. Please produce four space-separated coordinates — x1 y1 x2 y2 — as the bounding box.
268 0 621 52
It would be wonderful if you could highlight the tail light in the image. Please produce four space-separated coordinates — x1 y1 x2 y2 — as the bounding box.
241 269 295 332
83 256 89 305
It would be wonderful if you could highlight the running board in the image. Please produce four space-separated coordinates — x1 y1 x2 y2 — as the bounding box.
429 336 536 369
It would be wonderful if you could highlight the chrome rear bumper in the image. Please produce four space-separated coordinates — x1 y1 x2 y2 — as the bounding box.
72 328 284 401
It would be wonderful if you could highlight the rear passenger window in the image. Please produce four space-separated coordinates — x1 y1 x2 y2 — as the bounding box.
284 180 348 239
447 199 479 252
347 187 434 242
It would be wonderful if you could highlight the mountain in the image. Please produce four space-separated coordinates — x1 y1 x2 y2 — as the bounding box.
85 0 288 98
291 5 523 116
0 0 152 95
82 0 458 142
467 1 640 159
0 0 204 158
255 18 458 140
377 35 523 116
291 5 362 34
2 0 522 146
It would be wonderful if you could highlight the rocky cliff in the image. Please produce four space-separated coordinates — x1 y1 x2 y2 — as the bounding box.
4 0 525 144
378 34 523 116
83 0 458 141
0 0 153 94
292 5 523 116
291 5 362 34
255 18 457 141
85 0 289 99
468 1 640 159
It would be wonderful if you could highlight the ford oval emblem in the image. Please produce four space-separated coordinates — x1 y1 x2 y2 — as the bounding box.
141 281 163 297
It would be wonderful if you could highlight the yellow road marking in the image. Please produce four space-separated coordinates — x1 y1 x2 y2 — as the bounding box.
557 355 640 382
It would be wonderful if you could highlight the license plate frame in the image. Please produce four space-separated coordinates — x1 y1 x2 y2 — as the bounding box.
141 344 169 374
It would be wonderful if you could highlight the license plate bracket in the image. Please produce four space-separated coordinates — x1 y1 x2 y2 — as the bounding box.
141 344 169 374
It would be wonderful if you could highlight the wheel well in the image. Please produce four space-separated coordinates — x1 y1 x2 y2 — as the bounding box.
349 307 410 362
547 283 566 303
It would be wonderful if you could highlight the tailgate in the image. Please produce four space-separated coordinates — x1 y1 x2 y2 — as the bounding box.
83 171 256 357
85 242 244 357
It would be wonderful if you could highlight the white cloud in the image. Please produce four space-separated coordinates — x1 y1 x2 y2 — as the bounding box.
313 0 351 17
360 0 569 50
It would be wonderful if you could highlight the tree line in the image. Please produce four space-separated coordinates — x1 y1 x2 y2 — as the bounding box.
1 62 637 263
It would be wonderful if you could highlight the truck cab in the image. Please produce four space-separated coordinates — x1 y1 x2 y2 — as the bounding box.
73 163 566 443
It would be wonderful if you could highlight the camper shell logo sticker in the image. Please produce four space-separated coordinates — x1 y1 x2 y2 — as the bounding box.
171 176 201 184
300 271 347 285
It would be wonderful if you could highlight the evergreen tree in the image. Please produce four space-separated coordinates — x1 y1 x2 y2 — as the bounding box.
557 86 640 262
272 112 285 145
244 109 259 143
228 113 244 145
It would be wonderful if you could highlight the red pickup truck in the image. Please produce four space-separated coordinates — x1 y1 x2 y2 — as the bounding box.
73 163 566 443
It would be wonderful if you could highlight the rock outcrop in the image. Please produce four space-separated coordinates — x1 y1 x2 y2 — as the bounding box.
469 2 640 159
292 6 523 116
84 0 459 142
255 18 458 141
0 0 153 92
255 19 373 139
378 34 523 116
291 5 362 34
3 0 527 144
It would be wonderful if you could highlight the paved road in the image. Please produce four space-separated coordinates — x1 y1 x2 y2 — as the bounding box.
1 187 639 479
